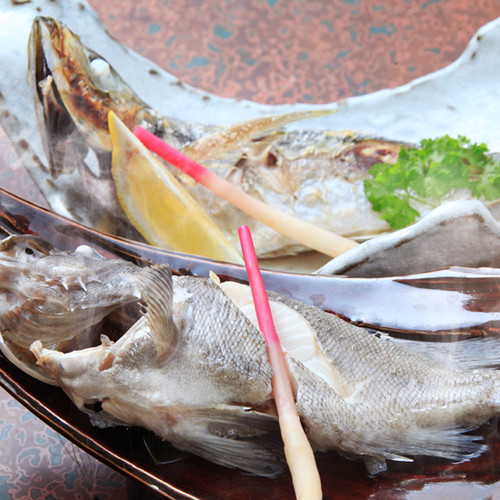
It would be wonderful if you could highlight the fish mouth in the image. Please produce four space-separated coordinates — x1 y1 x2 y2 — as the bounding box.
27 17 149 240
29 16 107 179
28 16 155 175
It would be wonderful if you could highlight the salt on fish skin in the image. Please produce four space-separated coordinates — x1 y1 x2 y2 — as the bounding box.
31 263 500 476
28 16 401 257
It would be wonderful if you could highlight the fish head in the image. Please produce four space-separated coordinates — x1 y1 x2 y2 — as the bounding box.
0 234 54 263
0 235 142 349
28 16 157 157
27 17 157 239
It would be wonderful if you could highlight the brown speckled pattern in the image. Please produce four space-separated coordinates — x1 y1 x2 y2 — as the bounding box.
89 0 500 104
2 1 500 498
0 128 47 207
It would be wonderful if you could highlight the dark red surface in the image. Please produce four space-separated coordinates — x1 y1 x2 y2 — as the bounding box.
88 0 500 105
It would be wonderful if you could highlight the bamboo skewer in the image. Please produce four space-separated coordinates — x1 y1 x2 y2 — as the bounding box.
134 126 359 258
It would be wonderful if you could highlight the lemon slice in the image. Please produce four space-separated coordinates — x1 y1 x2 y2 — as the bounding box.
109 112 244 264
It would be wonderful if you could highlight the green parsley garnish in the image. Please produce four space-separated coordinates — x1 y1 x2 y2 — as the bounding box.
364 135 500 229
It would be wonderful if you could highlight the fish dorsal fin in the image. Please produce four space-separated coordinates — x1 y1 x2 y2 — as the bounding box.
387 337 500 371
136 264 178 365
181 110 333 163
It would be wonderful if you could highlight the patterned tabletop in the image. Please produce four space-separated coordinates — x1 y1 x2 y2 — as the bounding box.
2 1 500 499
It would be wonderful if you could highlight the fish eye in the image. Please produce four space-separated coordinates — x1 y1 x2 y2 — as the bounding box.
89 57 122 91
90 58 110 78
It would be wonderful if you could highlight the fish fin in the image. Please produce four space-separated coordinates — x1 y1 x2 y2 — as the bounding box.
181 110 334 163
135 265 178 365
358 424 487 463
387 337 500 371
167 404 285 477
0 333 58 386
363 456 388 477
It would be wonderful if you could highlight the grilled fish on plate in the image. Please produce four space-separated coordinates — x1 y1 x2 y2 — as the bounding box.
21 248 500 476
27 16 405 257
3 1 500 259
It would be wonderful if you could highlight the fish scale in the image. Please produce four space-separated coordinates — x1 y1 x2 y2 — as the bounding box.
172 276 273 404
231 287 500 473
27 16 403 257
28 260 500 477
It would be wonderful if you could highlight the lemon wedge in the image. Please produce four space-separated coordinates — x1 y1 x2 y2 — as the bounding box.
109 112 244 264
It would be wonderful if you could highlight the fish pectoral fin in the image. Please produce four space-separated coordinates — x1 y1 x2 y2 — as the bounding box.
166 404 285 477
181 109 334 164
136 265 179 365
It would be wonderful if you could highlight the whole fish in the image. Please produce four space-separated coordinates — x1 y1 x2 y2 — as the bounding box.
31 260 500 476
3 2 500 258
0 235 142 384
28 16 402 257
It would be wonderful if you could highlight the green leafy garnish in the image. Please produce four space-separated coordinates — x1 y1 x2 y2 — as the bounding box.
364 135 500 229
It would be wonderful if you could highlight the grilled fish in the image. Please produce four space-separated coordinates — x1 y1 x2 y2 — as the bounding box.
33 266 283 476
0 235 142 384
31 262 500 476
28 16 402 257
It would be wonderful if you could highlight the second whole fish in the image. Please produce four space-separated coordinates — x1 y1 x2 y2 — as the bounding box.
27 16 402 258
31 261 500 476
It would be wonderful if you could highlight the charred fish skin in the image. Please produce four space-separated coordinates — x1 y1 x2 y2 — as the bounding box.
29 16 212 155
28 16 214 240
33 266 283 476
29 16 404 257
28 16 151 240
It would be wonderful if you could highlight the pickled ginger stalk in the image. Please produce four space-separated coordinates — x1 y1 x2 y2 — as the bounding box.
134 126 358 258
239 225 322 500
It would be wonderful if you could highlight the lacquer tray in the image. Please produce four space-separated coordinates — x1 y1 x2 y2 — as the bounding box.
1 189 500 499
